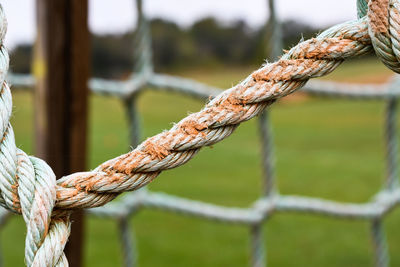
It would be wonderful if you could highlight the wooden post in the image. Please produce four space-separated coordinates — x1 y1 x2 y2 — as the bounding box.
34 1 89 266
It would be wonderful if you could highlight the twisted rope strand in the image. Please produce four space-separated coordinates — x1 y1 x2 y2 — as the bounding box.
0 6 70 266
368 0 400 72
53 18 372 211
359 0 370 18
0 0 399 266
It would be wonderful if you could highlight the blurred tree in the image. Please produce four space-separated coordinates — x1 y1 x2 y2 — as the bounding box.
10 44 33 73
281 20 319 49
91 33 133 78
189 18 256 65
9 17 324 78
151 18 195 70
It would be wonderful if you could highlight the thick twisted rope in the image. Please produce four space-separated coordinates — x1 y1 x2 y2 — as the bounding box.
52 19 371 210
0 1 399 266
368 0 400 72
0 6 70 266
359 0 370 18
55 12 373 211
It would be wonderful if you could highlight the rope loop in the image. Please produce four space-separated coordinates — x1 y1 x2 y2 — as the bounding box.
0 5 70 267
367 0 400 73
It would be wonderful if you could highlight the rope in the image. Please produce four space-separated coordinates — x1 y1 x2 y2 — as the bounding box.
385 99 399 189
358 0 369 18
0 1 399 266
371 219 390 267
0 6 70 266
368 0 400 73
57 13 371 210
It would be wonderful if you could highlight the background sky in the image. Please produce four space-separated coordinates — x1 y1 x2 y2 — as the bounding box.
2 0 358 49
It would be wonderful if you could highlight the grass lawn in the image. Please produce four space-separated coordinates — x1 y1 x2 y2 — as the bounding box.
4 57 400 266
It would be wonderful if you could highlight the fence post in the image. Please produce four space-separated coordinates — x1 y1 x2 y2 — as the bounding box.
34 1 89 266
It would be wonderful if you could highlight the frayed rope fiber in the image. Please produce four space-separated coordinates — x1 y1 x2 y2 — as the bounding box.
0 0 399 266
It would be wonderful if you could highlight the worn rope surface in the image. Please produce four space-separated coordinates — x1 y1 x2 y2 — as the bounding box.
0 0 399 266
53 21 371 210
58 13 371 209
0 6 70 266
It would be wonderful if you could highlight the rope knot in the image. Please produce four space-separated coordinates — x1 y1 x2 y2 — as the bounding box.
366 0 400 73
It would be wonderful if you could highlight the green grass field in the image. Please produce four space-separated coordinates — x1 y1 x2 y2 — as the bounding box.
4 57 400 266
